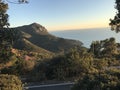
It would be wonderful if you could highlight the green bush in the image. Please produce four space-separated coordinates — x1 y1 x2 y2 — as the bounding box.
0 74 23 90
72 72 120 90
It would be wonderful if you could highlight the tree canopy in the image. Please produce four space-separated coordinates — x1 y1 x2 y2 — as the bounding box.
109 0 120 32
0 0 28 29
89 37 118 58
5 0 28 4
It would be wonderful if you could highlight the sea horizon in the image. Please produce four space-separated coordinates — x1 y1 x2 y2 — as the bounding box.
50 27 120 48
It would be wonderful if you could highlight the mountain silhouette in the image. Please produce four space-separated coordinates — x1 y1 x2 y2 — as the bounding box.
13 23 83 53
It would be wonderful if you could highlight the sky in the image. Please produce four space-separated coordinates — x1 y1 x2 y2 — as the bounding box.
7 0 115 31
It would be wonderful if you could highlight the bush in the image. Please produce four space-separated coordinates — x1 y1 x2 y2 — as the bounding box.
72 72 120 90
0 74 23 90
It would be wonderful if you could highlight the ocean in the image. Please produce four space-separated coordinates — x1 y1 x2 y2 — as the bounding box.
50 28 120 48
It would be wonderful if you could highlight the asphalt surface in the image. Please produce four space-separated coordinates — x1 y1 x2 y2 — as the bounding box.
25 82 74 90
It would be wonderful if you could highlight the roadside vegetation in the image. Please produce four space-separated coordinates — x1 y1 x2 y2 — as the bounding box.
0 74 23 90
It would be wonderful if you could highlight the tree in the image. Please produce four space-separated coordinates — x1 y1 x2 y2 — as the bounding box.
0 0 12 63
101 38 118 57
109 0 120 32
6 0 28 4
0 0 28 28
0 0 9 28
45 48 94 80
0 0 28 62
89 41 101 57
89 38 118 58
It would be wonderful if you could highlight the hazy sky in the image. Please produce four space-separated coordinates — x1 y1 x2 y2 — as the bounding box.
7 0 115 31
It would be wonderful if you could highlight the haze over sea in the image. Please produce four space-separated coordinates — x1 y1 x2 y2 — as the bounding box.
50 28 120 48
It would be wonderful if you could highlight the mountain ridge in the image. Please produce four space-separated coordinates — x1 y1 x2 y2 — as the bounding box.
12 23 83 53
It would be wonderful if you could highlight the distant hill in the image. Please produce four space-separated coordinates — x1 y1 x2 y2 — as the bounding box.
13 23 83 53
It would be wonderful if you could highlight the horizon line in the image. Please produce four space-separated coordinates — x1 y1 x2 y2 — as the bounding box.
49 27 110 32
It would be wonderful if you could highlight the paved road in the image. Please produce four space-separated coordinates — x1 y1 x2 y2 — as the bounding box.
25 82 74 90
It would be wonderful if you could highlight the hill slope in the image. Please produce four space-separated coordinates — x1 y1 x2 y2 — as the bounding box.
13 23 83 53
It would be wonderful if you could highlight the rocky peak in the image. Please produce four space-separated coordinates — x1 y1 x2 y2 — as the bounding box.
30 23 48 35
16 23 49 35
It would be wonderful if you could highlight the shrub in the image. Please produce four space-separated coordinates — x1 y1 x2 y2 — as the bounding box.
0 74 23 90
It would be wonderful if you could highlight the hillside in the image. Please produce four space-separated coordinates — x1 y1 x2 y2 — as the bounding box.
13 23 83 53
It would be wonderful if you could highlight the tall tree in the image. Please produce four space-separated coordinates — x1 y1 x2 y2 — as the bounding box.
0 0 12 63
0 0 28 62
0 0 8 28
109 0 120 33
